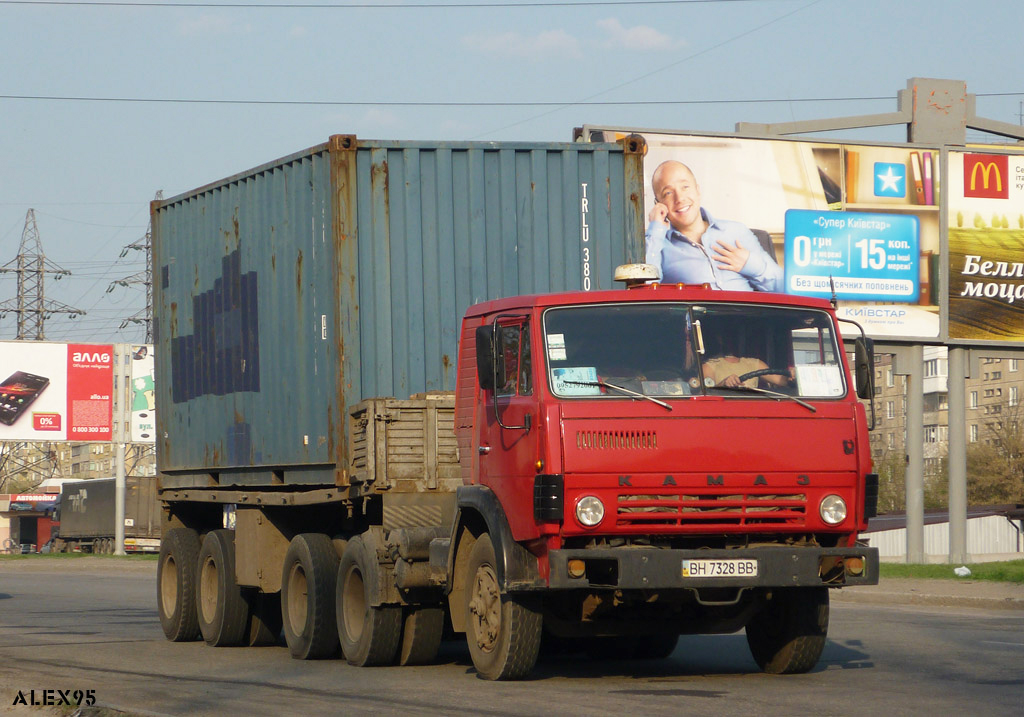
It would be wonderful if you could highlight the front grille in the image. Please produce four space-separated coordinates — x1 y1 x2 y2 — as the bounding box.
617 492 807 528
576 430 657 450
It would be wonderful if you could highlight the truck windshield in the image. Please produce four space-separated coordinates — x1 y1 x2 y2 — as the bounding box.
543 302 846 400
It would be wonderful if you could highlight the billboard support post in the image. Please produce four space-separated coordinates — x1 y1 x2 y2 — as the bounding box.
892 345 925 563
114 344 126 556
947 348 969 563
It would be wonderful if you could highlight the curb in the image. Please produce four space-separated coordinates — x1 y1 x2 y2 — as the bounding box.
832 585 1024 611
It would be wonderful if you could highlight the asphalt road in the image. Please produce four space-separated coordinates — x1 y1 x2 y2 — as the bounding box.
1 559 1022 716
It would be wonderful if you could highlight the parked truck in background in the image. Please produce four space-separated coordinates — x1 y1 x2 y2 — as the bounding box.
54 476 161 554
152 135 878 680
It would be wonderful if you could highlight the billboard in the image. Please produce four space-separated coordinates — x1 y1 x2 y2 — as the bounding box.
585 129 942 341
0 342 114 441
947 151 1024 342
129 344 155 443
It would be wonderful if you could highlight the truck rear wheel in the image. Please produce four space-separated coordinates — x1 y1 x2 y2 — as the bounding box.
464 533 541 680
281 533 340 659
246 591 283 647
197 529 250 647
336 536 401 666
746 587 829 674
157 528 202 642
397 607 445 666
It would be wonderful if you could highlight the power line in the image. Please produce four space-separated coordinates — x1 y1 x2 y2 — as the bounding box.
474 0 818 136
1 0 779 8
0 92 899 107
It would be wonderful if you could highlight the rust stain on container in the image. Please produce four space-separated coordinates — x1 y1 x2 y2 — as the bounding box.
295 250 303 297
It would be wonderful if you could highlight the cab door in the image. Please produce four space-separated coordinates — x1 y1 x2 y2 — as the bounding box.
476 316 541 539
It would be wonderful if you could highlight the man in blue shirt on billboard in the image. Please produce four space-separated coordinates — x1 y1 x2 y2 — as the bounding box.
645 160 782 292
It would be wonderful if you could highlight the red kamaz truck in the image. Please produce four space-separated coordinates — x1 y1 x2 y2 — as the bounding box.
153 136 878 680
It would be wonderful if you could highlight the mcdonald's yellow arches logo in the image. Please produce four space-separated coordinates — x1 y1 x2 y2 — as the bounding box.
963 153 1008 199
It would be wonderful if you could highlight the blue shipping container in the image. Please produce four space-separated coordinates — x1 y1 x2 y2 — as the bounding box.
152 135 645 487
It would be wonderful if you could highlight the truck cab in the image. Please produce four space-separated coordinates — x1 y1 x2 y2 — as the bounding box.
449 279 878 677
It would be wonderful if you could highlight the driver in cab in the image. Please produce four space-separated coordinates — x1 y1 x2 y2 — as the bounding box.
702 354 794 390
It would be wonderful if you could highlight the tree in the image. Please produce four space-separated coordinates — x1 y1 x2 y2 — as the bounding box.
967 399 1024 505
874 448 907 513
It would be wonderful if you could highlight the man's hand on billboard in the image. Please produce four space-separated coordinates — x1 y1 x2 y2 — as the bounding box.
649 202 670 225
712 239 749 273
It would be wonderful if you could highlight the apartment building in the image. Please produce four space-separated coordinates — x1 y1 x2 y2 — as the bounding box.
869 348 1024 466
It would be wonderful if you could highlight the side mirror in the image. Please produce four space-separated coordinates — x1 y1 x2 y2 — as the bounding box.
854 337 875 400
476 325 495 391
475 325 505 392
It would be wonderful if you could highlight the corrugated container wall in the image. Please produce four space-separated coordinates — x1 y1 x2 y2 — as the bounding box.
152 135 645 488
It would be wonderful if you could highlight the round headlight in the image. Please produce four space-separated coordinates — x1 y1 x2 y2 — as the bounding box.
820 494 848 525
575 495 605 527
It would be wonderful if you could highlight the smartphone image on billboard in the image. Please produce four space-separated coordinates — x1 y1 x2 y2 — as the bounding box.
0 371 50 426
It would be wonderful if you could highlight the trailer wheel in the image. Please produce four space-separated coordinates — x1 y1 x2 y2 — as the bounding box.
197 529 250 647
157 528 202 642
281 533 340 659
397 607 445 666
464 533 541 680
336 536 401 666
746 587 829 674
246 591 283 647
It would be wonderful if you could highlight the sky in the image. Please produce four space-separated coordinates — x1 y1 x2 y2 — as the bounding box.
1 0 1021 346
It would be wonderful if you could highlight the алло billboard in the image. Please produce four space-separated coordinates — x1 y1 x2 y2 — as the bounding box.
0 342 113 441
594 130 942 340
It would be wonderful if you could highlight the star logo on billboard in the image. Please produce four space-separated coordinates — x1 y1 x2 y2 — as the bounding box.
873 163 906 198
963 153 1008 199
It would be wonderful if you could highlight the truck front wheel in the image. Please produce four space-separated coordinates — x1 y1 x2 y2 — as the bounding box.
745 587 829 674
281 533 340 659
197 529 250 647
336 536 401 666
464 534 541 680
157 528 202 642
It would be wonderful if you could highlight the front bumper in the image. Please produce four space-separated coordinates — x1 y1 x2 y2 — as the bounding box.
545 545 879 590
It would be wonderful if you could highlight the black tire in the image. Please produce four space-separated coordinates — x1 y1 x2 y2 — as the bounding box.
464 534 542 680
157 528 202 642
397 607 445 666
281 533 341 660
746 587 829 674
246 590 283 647
336 536 401 666
197 529 250 647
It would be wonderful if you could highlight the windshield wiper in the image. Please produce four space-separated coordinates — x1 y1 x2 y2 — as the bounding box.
563 380 673 411
709 384 816 412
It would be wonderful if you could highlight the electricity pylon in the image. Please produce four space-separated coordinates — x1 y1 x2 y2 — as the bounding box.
0 209 84 340
109 190 161 343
